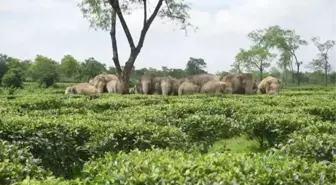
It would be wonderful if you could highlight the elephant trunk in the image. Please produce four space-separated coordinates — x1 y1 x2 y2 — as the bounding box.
161 82 171 96
142 81 150 95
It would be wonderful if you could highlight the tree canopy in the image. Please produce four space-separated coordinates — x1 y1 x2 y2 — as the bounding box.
77 0 195 93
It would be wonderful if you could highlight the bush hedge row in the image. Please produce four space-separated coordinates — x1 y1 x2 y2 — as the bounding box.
0 89 334 183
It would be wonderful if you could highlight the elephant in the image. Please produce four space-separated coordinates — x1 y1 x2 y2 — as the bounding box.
65 82 99 96
200 80 232 94
171 78 182 95
161 76 173 96
139 74 155 95
89 74 119 93
189 74 221 87
153 77 163 95
221 73 255 94
257 76 282 94
135 79 142 94
252 80 259 94
106 79 124 94
178 81 201 96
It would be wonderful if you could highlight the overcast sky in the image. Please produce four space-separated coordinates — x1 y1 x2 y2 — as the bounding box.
0 0 335 74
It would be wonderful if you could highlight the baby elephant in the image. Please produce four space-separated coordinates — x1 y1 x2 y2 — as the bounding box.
200 80 232 94
257 76 282 94
65 82 100 96
178 82 200 96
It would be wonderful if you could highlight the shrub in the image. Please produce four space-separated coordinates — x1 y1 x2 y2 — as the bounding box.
1 68 24 88
0 140 50 185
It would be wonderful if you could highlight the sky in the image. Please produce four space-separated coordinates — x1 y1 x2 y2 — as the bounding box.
0 0 335 74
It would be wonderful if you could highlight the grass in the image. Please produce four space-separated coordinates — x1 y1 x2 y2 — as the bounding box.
210 135 265 154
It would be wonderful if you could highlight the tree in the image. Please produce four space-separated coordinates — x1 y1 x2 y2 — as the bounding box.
78 0 194 93
30 55 60 88
232 28 277 81
185 57 207 75
306 58 331 80
264 26 308 85
232 49 245 73
77 57 107 81
20 59 33 81
1 68 24 88
277 50 291 84
7 57 21 69
0 54 9 85
60 55 79 79
329 71 336 84
269 67 281 79
236 46 275 81
311 37 335 86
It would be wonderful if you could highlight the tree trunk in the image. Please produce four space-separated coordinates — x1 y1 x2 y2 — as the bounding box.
259 68 263 82
120 51 139 94
325 62 328 87
296 63 301 86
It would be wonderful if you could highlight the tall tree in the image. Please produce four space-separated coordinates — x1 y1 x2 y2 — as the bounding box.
78 0 194 93
277 50 291 84
306 58 331 82
77 57 107 81
30 55 60 88
311 36 335 86
264 26 308 85
236 45 275 81
238 28 276 81
21 59 33 80
232 48 245 73
185 57 207 75
60 55 79 79
0 54 9 85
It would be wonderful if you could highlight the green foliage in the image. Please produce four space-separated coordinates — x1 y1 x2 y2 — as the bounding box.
0 140 50 185
77 0 193 33
185 57 207 75
21 149 335 184
1 68 24 88
279 121 336 162
60 55 80 79
0 54 9 85
30 55 60 88
76 57 107 81
310 36 335 86
234 28 276 81
0 80 335 184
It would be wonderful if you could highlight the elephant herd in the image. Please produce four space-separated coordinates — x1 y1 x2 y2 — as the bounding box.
65 73 283 96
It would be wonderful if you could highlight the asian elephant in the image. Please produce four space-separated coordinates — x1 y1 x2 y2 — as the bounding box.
188 74 221 87
257 76 282 94
139 74 155 95
89 74 119 93
106 79 124 94
200 80 233 94
65 82 99 96
178 81 201 96
221 73 255 94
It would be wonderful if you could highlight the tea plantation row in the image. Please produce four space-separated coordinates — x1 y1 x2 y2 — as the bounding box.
0 88 335 184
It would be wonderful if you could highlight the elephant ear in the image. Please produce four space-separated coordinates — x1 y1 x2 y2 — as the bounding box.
71 87 77 94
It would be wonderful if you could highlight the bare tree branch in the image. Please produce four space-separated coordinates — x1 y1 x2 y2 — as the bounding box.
143 0 147 27
136 0 164 52
110 9 122 75
109 0 136 50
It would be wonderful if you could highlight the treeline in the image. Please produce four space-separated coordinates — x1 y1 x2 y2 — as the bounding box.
0 55 210 88
231 25 335 86
0 52 335 89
